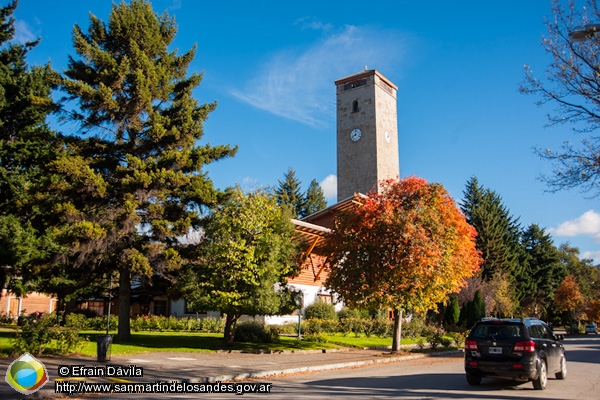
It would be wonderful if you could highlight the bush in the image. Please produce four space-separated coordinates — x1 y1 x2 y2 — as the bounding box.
337 307 369 320
305 301 337 321
423 325 446 349
273 323 297 335
0 312 15 324
12 313 86 356
85 315 117 331
233 322 279 343
71 308 99 319
201 317 225 333
303 318 339 335
302 332 328 342
65 313 87 330
372 318 393 338
452 331 468 348
402 316 425 339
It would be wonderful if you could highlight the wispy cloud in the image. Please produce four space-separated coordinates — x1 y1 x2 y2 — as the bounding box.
229 24 408 128
550 210 600 241
168 0 182 11
581 250 600 263
320 174 337 203
14 20 37 44
294 17 333 32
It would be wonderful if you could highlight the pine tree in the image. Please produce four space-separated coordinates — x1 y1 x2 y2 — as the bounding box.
55 0 236 340
302 179 327 218
0 0 59 296
461 177 526 285
520 224 565 318
275 167 305 218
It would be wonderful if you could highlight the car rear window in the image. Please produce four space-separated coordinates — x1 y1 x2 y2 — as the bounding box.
471 323 523 339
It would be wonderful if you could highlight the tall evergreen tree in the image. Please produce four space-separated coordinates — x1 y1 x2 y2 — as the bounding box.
55 0 236 340
275 167 305 218
461 177 526 290
444 294 460 327
520 224 565 318
302 179 327 218
0 0 59 296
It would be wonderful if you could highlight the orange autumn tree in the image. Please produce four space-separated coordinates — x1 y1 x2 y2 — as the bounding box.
324 177 482 352
555 276 585 328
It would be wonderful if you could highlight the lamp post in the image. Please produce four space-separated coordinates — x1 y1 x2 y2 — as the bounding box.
569 23 600 42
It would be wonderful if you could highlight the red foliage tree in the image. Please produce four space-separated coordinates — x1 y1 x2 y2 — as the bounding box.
324 177 482 352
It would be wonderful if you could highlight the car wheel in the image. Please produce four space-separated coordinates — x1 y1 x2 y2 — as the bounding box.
555 354 567 380
533 359 547 390
466 373 481 386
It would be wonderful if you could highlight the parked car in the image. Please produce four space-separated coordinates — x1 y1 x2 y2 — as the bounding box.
585 323 598 334
464 317 566 390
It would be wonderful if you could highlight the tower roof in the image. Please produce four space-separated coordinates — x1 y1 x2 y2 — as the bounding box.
334 69 397 90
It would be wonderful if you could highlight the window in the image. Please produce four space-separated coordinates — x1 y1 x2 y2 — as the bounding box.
352 100 359 113
530 324 544 339
317 294 332 304
153 300 167 316
344 79 367 90
184 300 206 314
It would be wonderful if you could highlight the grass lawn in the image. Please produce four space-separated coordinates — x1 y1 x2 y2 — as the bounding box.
322 333 417 349
0 328 343 358
0 327 447 358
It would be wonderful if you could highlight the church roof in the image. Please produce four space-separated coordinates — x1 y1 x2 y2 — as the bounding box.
291 193 367 254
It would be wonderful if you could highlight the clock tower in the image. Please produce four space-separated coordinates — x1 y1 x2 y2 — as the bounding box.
335 70 400 201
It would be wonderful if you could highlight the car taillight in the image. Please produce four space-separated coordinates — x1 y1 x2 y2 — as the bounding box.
465 339 478 351
513 340 535 353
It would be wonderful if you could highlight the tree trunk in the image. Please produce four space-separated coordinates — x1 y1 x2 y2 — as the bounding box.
117 266 131 341
391 308 403 353
223 313 238 347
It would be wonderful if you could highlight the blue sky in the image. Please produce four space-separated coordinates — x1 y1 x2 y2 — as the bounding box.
10 0 600 262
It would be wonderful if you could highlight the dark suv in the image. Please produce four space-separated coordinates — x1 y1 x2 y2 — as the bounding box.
464 318 566 390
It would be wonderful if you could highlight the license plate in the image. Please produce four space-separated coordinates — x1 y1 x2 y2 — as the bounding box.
488 347 502 355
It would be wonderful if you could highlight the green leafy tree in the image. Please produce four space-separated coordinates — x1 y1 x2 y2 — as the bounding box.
302 179 327 217
54 0 236 340
275 167 305 218
324 177 481 352
558 243 600 301
519 224 565 318
180 188 300 346
0 0 59 296
521 0 600 196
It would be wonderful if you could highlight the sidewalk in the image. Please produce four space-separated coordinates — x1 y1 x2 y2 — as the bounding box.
0 347 462 399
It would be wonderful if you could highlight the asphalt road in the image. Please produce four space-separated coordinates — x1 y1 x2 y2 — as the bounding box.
67 333 598 400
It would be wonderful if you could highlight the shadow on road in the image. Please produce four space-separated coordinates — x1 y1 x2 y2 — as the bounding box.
295 372 568 399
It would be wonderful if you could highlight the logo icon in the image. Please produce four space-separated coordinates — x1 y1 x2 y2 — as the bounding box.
5 353 49 395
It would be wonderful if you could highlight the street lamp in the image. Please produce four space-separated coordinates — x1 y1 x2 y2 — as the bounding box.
569 23 600 42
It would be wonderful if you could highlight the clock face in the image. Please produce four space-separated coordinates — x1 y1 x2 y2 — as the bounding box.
385 131 391 143
350 128 362 142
